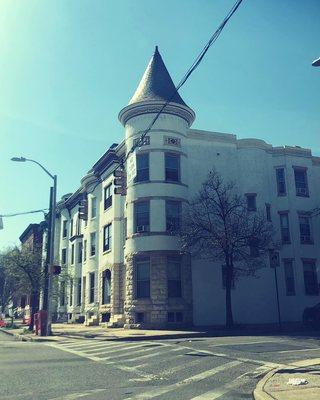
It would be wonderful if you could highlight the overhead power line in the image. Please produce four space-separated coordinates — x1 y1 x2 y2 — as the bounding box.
124 0 244 163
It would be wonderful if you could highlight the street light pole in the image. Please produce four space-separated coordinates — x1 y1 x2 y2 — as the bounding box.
47 175 57 335
11 156 57 336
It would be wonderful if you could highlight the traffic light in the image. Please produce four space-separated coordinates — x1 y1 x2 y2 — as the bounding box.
113 168 126 196
78 198 88 220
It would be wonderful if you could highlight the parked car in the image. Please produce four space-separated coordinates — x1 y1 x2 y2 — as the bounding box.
303 303 320 329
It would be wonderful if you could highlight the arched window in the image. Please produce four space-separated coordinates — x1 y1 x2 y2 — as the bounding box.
102 269 111 304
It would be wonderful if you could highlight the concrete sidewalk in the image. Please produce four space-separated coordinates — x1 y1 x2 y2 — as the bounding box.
254 359 320 400
0 322 206 342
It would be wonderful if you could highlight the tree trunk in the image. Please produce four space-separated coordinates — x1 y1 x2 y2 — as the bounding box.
29 290 39 331
225 261 234 328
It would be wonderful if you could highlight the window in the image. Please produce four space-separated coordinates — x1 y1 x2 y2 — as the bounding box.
61 248 67 264
276 168 286 196
103 223 112 252
76 217 81 235
246 194 257 211
294 168 309 197
77 242 83 263
283 259 295 296
70 218 73 237
69 279 73 306
60 281 65 306
299 215 312 243
89 272 95 303
136 312 145 323
165 153 180 182
71 244 75 265
279 213 290 243
265 204 272 222
62 220 68 238
134 201 150 233
249 238 260 257
77 278 81 306
102 270 111 304
168 312 183 323
91 197 97 218
135 257 150 298
135 153 149 182
222 266 235 289
82 276 86 303
167 257 182 297
303 260 318 295
166 201 181 232
90 232 96 256
123 218 127 244
83 240 87 262
104 184 112 210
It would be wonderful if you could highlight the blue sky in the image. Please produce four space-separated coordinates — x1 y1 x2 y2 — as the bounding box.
1 0 319 249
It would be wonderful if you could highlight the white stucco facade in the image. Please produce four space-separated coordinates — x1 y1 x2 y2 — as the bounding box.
51 48 320 328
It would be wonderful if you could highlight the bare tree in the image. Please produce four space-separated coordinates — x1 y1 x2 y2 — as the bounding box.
0 246 43 330
180 170 275 328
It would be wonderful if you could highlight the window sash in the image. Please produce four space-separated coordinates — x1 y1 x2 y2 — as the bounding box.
69 279 73 306
280 214 290 242
166 201 181 231
136 259 150 298
77 242 83 263
102 272 111 304
71 244 75 264
83 240 87 261
103 224 112 251
104 185 112 210
303 262 318 295
77 278 81 306
299 216 311 242
90 233 96 256
62 220 68 237
135 154 149 182
91 198 97 218
246 195 256 211
61 248 67 264
284 261 295 295
135 202 150 232
89 273 95 303
165 154 180 182
276 168 286 195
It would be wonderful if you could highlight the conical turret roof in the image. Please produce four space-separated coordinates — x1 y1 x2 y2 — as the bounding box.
129 46 187 106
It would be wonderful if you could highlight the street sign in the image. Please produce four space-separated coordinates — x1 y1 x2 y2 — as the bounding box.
269 250 280 268
127 153 137 185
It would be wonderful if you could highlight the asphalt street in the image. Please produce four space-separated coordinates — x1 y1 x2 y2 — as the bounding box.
1 330 320 400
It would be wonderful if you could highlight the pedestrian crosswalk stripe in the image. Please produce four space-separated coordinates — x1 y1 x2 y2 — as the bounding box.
87 342 164 356
125 360 242 400
59 340 117 349
125 347 181 363
98 344 181 361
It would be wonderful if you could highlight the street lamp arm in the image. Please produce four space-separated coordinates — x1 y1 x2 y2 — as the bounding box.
24 158 55 180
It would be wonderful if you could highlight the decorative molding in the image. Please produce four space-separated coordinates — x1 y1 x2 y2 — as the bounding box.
163 136 181 147
133 136 150 147
130 180 188 188
118 101 195 127
127 195 188 204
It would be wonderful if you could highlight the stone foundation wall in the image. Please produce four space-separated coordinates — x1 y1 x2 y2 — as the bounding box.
124 251 192 327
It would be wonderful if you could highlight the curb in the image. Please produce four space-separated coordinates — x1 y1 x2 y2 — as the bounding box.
253 368 278 400
0 328 59 342
54 331 212 342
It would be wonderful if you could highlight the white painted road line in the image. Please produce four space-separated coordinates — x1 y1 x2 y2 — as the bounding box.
125 360 242 400
278 347 319 353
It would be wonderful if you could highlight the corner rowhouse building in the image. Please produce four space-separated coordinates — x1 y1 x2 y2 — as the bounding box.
52 47 320 328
